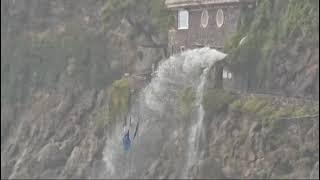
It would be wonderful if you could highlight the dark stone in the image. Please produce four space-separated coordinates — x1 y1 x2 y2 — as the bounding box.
196 158 225 179
1 159 16 179
214 62 223 89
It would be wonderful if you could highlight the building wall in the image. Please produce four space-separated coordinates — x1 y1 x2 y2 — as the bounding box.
168 4 243 54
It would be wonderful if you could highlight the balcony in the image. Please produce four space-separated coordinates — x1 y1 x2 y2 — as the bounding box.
165 0 242 9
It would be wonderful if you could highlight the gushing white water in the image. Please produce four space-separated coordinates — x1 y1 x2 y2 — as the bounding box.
183 66 211 178
102 47 226 178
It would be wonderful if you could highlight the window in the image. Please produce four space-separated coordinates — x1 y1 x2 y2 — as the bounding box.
216 9 224 28
223 69 228 79
223 69 232 79
201 9 209 28
178 10 189 30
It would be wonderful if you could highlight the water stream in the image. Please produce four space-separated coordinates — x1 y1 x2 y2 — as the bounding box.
102 47 227 178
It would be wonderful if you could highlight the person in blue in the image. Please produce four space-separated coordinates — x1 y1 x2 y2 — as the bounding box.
122 118 139 152
123 129 131 152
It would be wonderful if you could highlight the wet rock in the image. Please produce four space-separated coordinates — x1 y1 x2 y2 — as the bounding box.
197 158 225 179
96 89 105 107
249 122 261 134
62 146 82 178
310 161 319 179
89 160 106 178
37 142 67 170
9 168 30 179
248 151 256 162
62 134 98 178
39 168 62 179
1 159 16 179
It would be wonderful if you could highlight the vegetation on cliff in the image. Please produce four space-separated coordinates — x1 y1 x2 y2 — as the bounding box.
102 0 173 44
202 89 236 114
202 89 318 135
230 96 319 132
107 77 131 122
93 77 131 130
1 21 120 106
224 0 319 92
178 87 196 119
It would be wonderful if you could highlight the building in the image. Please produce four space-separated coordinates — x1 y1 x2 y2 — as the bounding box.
165 0 256 90
165 0 255 55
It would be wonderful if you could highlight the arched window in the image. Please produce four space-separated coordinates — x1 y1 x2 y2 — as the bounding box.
201 9 209 28
223 69 232 79
178 10 189 30
216 9 224 28
223 69 228 79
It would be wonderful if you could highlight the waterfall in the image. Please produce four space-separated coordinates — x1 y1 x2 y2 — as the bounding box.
102 47 226 178
183 64 213 178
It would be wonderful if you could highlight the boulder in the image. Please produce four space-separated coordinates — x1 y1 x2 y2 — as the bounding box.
196 157 225 179
309 161 319 179
37 142 67 170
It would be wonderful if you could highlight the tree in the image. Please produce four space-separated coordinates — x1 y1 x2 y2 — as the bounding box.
102 0 173 47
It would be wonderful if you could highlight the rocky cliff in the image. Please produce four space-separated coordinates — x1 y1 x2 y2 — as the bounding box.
225 0 319 98
1 0 164 178
1 0 319 179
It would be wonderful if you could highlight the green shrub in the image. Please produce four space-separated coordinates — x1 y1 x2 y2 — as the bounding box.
242 97 268 114
93 103 109 129
202 89 237 113
102 0 173 35
92 78 131 129
269 106 296 120
229 99 243 111
224 0 319 87
107 77 130 122
256 104 277 118
230 96 319 133
178 87 196 119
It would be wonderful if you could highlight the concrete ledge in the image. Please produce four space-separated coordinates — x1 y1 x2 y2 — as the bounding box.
165 0 241 8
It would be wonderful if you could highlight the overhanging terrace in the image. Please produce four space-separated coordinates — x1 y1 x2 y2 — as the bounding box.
165 0 244 9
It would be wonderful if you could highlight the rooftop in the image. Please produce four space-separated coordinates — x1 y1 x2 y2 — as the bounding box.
165 0 253 8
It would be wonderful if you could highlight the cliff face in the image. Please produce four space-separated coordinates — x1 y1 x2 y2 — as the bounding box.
201 91 319 179
1 0 319 179
1 0 164 178
225 0 319 98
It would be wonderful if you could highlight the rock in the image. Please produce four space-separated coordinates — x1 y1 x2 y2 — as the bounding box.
54 94 73 118
67 57 76 76
62 135 98 178
37 142 67 170
222 165 235 178
1 160 16 179
310 161 319 179
96 89 105 107
39 168 62 179
197 158 225 179
62 146 82 177
232 129 240 137
244 169 251 177
89 160 106 178
279 75 288 87
248 151 256 162
7 144 19 159
1 106 15 142
249 122 261 134
9 168 30 179
65 89 96 125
